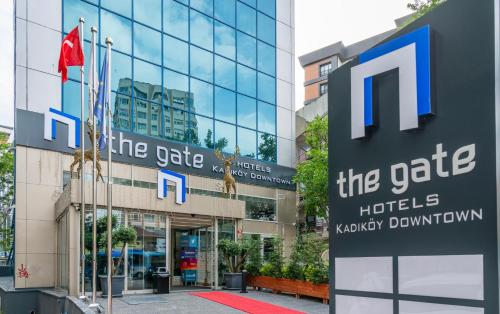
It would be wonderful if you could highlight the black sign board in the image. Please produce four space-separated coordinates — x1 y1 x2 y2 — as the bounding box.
16 109 296 191
329 0 499 313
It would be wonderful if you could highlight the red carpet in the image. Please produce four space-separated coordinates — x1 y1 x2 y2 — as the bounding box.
191 291 306 314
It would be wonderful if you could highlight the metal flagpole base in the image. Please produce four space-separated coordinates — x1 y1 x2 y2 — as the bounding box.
78 295 88 301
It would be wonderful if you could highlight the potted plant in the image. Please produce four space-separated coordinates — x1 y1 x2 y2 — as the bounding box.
97 216 137 297
217 238 251 289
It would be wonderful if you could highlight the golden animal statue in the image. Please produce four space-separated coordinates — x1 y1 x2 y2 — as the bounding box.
70 120 104 181
215 146 240 199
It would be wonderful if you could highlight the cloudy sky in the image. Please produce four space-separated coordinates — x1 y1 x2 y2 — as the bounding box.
0 0 412 128
0 0 13 129
294 0 412 109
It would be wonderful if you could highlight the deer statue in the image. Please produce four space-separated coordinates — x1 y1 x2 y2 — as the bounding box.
215 146 240 199
70 120 105 182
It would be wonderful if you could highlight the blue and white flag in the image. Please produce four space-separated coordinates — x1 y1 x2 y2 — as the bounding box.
94 49 110 150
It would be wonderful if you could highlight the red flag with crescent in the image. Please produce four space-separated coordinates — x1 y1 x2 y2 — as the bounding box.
58 26 84 83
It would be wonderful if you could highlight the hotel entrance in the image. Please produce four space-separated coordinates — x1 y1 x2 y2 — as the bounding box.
169 216 236 291
80 206 239 294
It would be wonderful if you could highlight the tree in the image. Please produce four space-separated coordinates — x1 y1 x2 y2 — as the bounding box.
204 129 228 151
0 132 13 253
258 133 276 162
404 0 445 25
293 116 328 220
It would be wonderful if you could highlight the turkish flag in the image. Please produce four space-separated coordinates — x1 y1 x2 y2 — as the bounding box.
58 26 84 83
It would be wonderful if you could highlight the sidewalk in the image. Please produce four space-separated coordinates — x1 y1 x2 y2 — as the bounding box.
86 290 329 314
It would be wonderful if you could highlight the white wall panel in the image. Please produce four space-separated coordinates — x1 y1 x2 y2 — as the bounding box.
27 22 61 76
400 301 483 314
399 255 484 300
335 256 393 293
28 0 61 31
277 107 292 140
277 137 292 167
16 0 27 19
276 22 292 53
27 69 61 114
16 18 27 67
336 295 393 314
277 79 292 110
277 49 292 84
16 65 27 110
276 0 291 26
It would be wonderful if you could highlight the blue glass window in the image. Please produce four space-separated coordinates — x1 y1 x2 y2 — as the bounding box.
215 87 236 123
236 2 256 36
237 32 256 68
190 46 213 82
164 69 189 92
215 56 236 91
215 21 236 60
134 23 161 64
134 59 162 99
190 114 214 147
190 78 214 117
191 0 213 16
164 0 189 40
101 10 132 54
134 0 161 30
237 94 256 129
214 0 235 26
101 0 131 17
113 92 132 131
164 107 188 142
258 101 276 134
239 0 256 9
257 13 275 45
258 132 276 162
257 0 275 18
238 127 256 158
215 121 236 153
257 41 275 76
190 10 213 51
64 0 98 39
164 35 189 74
164 69 189 110
100 48 132 94
176 0 189 5
237 64 256 97
257 73 275 104
63 81 89 119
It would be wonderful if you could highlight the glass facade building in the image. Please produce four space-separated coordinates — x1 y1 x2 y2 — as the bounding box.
63 0 281 162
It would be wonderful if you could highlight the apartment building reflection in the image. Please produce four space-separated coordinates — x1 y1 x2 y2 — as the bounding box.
113 78 197 143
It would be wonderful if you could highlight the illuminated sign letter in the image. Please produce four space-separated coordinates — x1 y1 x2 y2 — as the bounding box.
350 25 431 139
157 169 186 205
43 108 81 148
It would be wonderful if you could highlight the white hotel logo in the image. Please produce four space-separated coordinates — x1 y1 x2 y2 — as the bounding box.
43 108 81 148
350 25 432 139
157 169 186 205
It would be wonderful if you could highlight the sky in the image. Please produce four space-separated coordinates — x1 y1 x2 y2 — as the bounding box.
0 0 14 129
294 0 412 109
0 0 413 128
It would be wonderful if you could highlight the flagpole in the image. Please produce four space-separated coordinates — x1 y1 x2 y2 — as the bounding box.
78 16 86 300
89 26 99 308
105 36 113 314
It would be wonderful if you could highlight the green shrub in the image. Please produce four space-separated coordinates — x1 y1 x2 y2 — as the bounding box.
218 238 252 273
259 263 275 277
304 263 328 284
245 238 262 276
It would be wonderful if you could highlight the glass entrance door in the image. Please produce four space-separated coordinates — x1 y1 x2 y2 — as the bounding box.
128 212 167 290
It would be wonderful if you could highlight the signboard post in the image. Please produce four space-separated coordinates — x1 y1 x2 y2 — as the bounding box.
329 0 500 313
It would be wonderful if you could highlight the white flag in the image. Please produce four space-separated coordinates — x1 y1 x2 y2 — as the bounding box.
88 30 98 119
